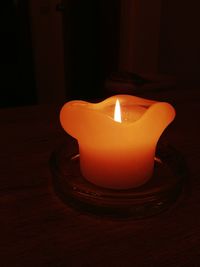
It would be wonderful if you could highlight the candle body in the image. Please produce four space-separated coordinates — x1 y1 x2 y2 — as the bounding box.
60 95 175 189
79 143 155 189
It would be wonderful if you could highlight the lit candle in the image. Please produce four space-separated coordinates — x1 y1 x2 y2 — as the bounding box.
60 95 175 189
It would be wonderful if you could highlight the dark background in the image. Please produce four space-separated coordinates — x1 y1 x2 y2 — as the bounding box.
0 0 36 107
0 0 120 107
1 0 200 108
63 0 120 100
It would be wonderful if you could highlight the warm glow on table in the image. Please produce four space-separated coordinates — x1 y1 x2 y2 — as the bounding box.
60 95 175 189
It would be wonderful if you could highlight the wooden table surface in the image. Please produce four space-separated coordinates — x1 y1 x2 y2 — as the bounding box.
1 88 200 267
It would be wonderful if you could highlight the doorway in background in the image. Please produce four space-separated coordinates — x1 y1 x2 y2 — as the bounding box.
62 0 121 100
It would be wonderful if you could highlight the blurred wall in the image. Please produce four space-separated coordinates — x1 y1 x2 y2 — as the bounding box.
159 0 200 83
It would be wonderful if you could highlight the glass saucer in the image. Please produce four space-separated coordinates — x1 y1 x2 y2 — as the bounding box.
50 137 187 218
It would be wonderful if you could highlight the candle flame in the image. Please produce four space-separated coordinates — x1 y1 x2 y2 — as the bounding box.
114 99 122 123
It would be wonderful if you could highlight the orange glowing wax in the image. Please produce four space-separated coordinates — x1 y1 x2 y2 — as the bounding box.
60 95 175 189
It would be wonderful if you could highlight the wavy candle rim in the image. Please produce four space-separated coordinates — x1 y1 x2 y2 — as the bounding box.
60 95 176 130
